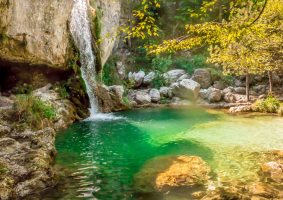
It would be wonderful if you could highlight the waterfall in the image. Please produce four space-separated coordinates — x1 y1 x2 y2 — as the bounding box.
70 0 98 116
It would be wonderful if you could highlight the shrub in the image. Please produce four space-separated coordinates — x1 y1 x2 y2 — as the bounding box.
208 67 233 86
151 72 170 89
252 96 282 113
124 78 135 89
12 83 33 95
54 84 70 99
152 55 172 73
159 97 171 104
122 97 132 107
13 95 58 130
173 55 207 74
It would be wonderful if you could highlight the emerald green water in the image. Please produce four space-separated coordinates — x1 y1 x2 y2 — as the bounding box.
35 107 283 199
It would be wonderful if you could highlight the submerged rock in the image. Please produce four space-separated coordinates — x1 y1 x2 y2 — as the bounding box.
133 155 211 193
192 69 212 89
171 79 200 100
258 162 283 184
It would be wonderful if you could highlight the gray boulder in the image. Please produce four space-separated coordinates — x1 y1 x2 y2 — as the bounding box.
116 62 126 80
177 73 190 82
234 79 245 87
149 89 161 103
163 69 186 83
224 92 236 103
213 81 226 90
171 79 200 100
272 73 281 85
192 69 212 89
207 88 222 103
128 71 145 88
160 87 169 98
136 91 151 104
171 97 182 104
249 90 258 96
235 87 246 94
254 75 263 82
143 72 156 85
127 89 137 102
199 89 208 99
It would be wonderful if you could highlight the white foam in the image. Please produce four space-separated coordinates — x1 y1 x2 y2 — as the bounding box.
84 113 126 121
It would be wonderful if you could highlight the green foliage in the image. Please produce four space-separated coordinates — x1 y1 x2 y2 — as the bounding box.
99 54 121 86
94 8 102 40
152 55 172 73
252 96 282 113
13 95 58 130
122 97 132 107
173 55 207 74
158 97 170 104
151 72 169 89
0 164 6 175
12 83 33 95
124 78 135 89
208 67 233 86
54 84 70 99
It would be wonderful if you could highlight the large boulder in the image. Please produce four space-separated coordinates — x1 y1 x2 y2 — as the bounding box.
115 62 125 80
199 89 208 99
163 69 186 83
135 91 151 104
254 85 268 94
149 89 160 103
192 69 212 89
224 92 236 103
160 87 169 98
177 73 190 82
171 79 200 100
143 72 155 85
207 88 222 103
133 155 211 192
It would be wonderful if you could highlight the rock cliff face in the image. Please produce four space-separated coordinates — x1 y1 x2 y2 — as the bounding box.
0 0 73 69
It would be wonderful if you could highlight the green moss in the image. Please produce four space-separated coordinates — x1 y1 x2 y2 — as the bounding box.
93 7 102 40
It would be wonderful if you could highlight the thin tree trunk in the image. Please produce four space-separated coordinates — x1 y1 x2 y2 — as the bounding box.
268 71 273 94
246 72 250 102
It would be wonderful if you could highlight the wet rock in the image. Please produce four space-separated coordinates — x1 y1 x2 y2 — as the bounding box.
207 88 222 103
171 79 200 100
213 81 226 90
143 72 155 85
136 91 151 104
149 89 160 103
235 87 246 94
229 106 251 113
163 69 186 83
258 162 283 184
192 69 212 89
133 155 211 192
115 61 126 80
224 92 236 103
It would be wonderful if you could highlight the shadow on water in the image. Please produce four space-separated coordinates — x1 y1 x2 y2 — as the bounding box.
24 107 219 200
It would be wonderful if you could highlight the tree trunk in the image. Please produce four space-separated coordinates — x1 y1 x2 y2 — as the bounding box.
268 71 273 94
246 72 250 102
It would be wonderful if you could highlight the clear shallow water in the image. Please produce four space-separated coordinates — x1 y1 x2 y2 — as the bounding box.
33 107 283 199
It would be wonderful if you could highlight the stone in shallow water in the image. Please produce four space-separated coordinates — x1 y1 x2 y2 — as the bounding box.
133 155 210 193
258 162 283 184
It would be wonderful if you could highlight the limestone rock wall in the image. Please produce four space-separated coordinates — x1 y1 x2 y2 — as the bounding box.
0 0 74 69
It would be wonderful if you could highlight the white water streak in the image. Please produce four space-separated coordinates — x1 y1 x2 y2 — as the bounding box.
70 0 98 116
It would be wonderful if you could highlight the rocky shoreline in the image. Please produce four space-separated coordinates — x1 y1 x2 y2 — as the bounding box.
0 84 89 199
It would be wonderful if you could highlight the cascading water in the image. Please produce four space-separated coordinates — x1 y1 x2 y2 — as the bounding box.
70 0 98 116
